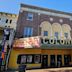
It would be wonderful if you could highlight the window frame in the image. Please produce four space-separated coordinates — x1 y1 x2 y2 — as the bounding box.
44 31 48 36
10 20 12 24
21 55 27 64
26 55 33 63
17 54 41 64
64 33 68 39
34 54 41 63
5 19 8 23
27 13 33 21
24 27 33 37
54 32 58 39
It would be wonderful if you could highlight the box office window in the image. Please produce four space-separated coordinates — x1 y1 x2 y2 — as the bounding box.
34 55 41 63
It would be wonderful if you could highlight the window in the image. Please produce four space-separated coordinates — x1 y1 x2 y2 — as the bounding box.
34 55 41 63
27 55 32 63
10 20 12 24
24 27 33 37
8 26 10 28
44 31 48 36
55 32 58 39
17 54 41 64
64 33 68 39
6 19 8 23
5 26 7 27
27 13 33 21
21 55 26 64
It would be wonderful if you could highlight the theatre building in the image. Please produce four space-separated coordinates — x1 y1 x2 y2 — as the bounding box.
8 4 72 69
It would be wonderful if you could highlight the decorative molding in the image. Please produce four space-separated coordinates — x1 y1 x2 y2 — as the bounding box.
21 7 72 20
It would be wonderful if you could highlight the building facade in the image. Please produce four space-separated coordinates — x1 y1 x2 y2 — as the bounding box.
8 4 72 69
16 4 72 39
0 12 18 43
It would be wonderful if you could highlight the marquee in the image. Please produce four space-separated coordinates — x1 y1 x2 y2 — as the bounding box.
13 36 40 48
13 36 72 48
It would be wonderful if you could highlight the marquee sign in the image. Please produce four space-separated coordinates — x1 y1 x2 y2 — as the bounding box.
13 36 40 48
13 36 72 48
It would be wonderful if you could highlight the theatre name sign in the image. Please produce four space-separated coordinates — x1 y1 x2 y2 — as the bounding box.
13 36 72 48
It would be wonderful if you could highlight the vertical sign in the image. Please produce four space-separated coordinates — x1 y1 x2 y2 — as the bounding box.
1 28 10 65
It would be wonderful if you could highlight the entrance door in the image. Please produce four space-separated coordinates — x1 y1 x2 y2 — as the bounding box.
64 55 71 66
57 55 62 67
50 55 56 67
41 55 48 68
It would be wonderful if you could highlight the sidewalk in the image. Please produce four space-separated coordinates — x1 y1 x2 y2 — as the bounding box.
1 67 72 72
26 67 72 72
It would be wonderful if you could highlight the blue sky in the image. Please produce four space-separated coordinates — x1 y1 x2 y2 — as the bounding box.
0 0 72 14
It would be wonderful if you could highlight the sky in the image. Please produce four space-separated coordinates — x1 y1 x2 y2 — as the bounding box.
0 0 72 14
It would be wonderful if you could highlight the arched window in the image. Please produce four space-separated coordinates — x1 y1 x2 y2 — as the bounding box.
62 24 71 39
52 23 62 40
40 21 52 39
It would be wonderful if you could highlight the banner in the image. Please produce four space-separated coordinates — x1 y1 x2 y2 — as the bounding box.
13 36 40 48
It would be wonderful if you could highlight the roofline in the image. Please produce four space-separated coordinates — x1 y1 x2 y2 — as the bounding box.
21 3 72 16
0 12 17 16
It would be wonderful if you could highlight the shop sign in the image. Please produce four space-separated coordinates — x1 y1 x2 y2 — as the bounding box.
41 38 72 45
13 36 40 48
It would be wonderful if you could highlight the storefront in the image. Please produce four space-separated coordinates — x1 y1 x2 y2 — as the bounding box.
8 37 72 69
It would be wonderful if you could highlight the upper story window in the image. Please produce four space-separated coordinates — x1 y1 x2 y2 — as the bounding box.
64 33 68 39
27 13 33 21
55 32 58 39
24 27 33 37
44 31 48 36
6 19 8 23
10 20 12 24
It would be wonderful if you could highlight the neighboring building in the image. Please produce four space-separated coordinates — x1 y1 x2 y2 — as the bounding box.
8 4 72 69
0 12 18 43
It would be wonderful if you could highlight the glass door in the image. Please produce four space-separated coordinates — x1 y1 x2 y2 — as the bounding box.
41 55 48 68
57 55 62 67
50 55 56 67
64 55 71 66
